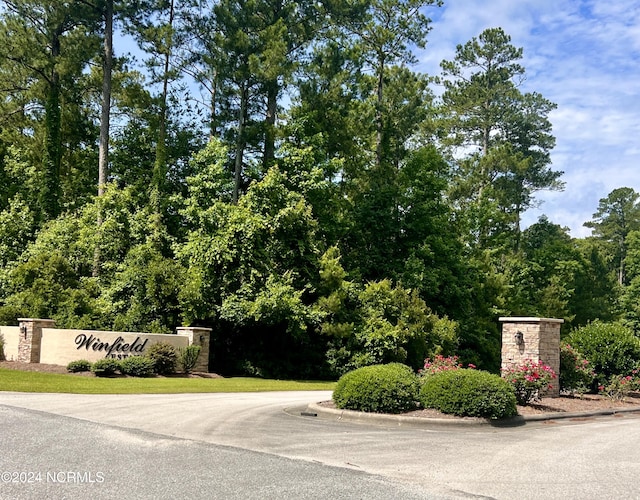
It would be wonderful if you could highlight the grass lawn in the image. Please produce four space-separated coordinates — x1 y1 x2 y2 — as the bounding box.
0 369 335 394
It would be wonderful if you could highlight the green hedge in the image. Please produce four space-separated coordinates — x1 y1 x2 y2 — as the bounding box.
146 343 178 375
333 363 419 414
119 356 156 377
565 321 640 387
420 369 517 419
91 358 120 377
67 359 92 373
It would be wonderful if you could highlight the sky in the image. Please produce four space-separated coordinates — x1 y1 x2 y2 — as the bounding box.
415 0 640 237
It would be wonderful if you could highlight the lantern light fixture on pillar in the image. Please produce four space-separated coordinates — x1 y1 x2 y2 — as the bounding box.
514 330 524 346
20 325 27 338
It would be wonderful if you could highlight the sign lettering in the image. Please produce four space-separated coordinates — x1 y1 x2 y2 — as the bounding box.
74 334 149 358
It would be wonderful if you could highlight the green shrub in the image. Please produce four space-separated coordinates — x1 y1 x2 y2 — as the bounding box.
565 321 640 387
0 332 5 361
119 356 156 377
179 345 202 374
420 369 517 419
560 342 595 394
146 342 178 375
91 358 120 377
67 359 92 373
333 363 419 414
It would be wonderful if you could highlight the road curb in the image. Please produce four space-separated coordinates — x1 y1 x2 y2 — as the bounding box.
307 401 640 428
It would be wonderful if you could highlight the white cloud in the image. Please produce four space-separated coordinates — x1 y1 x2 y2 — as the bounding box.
419 0 640 237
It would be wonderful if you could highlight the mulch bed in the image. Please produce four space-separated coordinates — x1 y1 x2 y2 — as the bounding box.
318 392 640 419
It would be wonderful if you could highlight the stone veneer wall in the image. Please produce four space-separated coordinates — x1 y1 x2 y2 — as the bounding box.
176 327 212 373
18 318 56 363
499 317 563 398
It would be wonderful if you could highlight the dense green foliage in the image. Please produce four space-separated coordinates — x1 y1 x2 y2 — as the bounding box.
420 369 517 419
119 356 156 377
145 342 178 375
179 345 202 374
559 343 594 394
91 358 120 377
332 363 419 414
66 360 92 373
565 321 640 387
0 1 636 378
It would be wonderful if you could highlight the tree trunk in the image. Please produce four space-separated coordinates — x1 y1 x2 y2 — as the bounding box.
375 55 385 169
41 27 63 219
94 0 114 277
150 0 174 246
98 0 113 198
209 67 218 140
233 81 248 205
263 80 278 169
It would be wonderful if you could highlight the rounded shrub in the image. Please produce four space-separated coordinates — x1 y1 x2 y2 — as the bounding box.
91 358 120 377
146 342 178 375
333 363 419 414
565 321 640 387
119 356 156 377
420 369 517 419
67 359 92 373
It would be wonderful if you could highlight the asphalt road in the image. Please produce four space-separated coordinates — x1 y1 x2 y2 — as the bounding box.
1 391 640 500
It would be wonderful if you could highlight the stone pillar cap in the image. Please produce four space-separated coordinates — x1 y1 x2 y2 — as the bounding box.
499 317 564 323
176 326 212 331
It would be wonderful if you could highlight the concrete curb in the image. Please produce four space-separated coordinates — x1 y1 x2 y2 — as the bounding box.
307 401 640 428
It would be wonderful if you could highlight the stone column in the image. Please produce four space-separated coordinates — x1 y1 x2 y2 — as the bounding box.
17 318 56 364
499 317 563 397
176 326 211 373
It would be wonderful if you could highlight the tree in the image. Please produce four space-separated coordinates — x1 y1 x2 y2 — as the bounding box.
439 28 561 247
185 0 330 203
584 187 640 286
337 0 441 168
0 0 102 218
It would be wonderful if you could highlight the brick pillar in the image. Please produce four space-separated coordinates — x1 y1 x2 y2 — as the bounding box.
499 317 563 397
17 318 56 363
176 326 211 373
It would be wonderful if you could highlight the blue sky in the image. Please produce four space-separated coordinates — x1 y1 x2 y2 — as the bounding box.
416 0 640 237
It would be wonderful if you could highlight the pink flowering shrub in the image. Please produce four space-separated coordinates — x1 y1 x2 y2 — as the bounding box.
502 359 557 405
420 355 477 377
420 355 462 376
560 343 595 394
599 370 640 401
